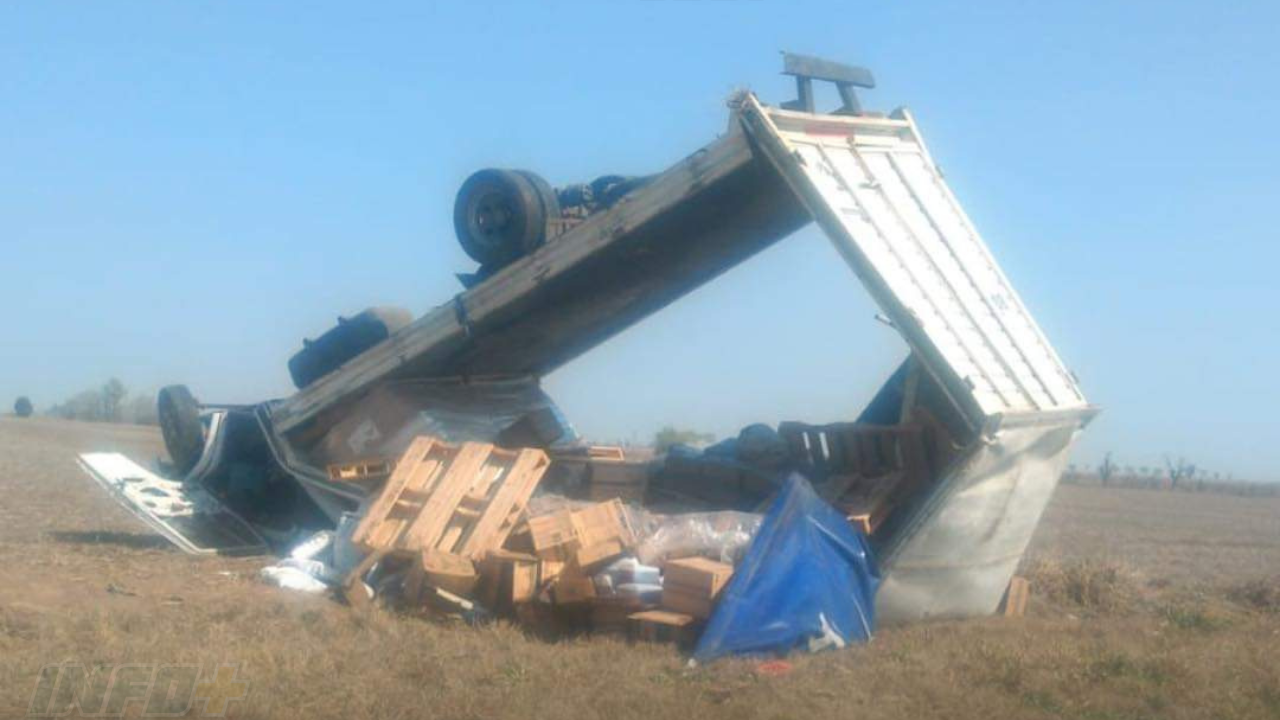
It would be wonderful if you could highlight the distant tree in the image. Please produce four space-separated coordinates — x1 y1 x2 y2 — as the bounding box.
100 378 127 422
13 396 33 418
652 426 715 453
1164 455 1197 491
1098 452 1117 487
55 389 104 421
126 393 159 425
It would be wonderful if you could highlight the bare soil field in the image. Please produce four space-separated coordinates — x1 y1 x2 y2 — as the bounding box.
1 417 1278 720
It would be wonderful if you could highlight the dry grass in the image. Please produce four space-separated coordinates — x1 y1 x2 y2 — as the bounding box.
2 418 1279 719
1230 577 1280 614
1022 557 1142 615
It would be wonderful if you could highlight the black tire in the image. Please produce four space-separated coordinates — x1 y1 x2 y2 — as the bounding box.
515 170 560 253
453 168 548 266
158 385 204 476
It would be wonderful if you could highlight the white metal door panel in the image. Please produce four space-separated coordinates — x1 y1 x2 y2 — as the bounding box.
743 100 1086 418
78 451 267 556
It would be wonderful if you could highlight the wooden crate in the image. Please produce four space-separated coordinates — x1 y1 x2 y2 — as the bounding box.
664 557 733 597
528 498 637 564
662 557 733 620
476 549 540 611
628 609 700 647
351 436 550 562
528 511 581 561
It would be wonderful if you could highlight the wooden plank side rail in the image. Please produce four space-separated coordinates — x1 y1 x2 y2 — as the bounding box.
270 130 756 435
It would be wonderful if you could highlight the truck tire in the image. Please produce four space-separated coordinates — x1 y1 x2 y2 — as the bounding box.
515 170 560 253
158 385 203 476
287 307 414 389
453 169 554 266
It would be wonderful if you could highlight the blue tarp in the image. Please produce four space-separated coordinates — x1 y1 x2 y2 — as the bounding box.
692 473 880 663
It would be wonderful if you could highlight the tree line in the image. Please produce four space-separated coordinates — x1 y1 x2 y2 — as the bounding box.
1064 451 1278 498
11 379 158 425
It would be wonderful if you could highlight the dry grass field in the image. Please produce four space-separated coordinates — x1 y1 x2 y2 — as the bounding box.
1 416 1279 720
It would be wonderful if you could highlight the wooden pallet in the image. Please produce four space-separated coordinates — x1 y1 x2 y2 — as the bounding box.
778 422 932 483
351 436 550 560
780 421 936 537
1000 575 1031 617
327 459 395 482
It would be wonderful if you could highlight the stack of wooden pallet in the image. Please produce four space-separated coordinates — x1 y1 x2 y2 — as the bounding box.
779 421 934 536
342 435 550 606
543 446 650 503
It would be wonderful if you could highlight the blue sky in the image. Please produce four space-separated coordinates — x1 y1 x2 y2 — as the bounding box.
3 1 1278 479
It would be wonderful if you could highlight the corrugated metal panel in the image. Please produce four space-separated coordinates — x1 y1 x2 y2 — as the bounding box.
741 99 1086 418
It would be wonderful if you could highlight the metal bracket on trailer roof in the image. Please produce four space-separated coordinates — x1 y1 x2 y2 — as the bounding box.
781 52 876 115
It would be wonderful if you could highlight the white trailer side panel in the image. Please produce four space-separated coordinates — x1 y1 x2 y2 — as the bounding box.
740 99 1086 420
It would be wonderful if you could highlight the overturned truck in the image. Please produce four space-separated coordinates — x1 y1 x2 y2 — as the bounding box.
85 56 1095 624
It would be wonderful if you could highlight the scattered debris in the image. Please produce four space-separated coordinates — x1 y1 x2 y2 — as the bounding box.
74 53 1100 659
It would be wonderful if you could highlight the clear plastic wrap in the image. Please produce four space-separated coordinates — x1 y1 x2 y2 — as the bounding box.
309 377 577 467
634 511 762 566
592 557 663 604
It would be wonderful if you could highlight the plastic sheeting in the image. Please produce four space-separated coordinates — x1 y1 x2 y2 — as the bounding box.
634 511 761 567
693 474 879 663
309 377 575 468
